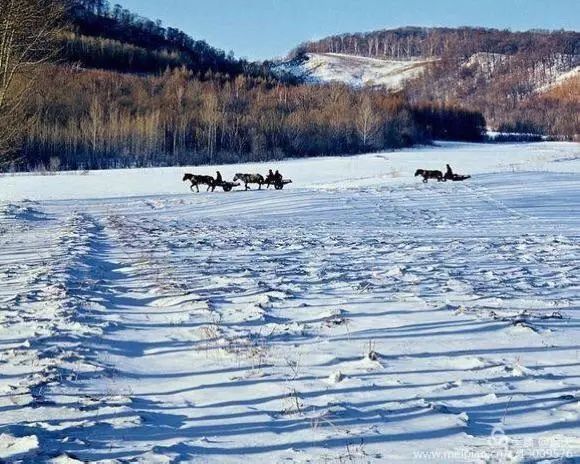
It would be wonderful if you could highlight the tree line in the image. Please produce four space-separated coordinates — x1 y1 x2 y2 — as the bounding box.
1 0 487 171
293 27 579 62
64 0 281 80
17 66 485 171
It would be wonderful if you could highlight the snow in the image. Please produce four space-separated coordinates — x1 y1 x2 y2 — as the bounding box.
464 52 579 92
1 141 579 463
464 52 509 76
276 53 433 90
536 66 580 93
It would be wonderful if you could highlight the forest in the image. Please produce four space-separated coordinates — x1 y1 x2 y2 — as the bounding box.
62 0 279 79
20 66 485 170
0 0 487 171
292 27 579 61
16 1 580 171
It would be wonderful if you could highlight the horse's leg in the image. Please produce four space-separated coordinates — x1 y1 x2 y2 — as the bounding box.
245 183 250 191
259 182 262 190
196 183 200 193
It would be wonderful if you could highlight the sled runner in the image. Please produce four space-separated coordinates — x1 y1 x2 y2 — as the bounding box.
444 174 472 182
213 180 240 192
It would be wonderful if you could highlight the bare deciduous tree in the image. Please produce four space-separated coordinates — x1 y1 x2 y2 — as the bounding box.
0 0 63 161
356 95 379 148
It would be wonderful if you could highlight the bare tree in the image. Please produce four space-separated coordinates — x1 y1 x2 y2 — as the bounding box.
356 95 379 148
202 92 220 162
0 0 64 162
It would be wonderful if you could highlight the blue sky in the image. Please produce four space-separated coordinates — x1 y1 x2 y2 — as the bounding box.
118 0 580 60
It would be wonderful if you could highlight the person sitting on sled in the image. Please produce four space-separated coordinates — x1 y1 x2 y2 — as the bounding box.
211 171 223 191
445 164 454 180
274 170 283 184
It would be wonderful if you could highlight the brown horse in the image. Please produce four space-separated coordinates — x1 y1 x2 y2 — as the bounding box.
183 173 215 192
415 169 444 183
233 173 265 191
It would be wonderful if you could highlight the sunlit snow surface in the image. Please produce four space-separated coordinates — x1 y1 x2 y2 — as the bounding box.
1 142 579 463
276 53 433 90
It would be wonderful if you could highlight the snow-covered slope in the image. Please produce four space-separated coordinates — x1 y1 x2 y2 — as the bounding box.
536 66 580 93
278 51 578 96
277 53 433 89
1 142 579 463
463 52 580 92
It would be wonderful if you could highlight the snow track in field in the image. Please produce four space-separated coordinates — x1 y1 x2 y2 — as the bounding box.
0 142 579 463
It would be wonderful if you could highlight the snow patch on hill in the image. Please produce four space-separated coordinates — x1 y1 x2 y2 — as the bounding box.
464 51 579 91
277 53 434 90
279 51 578 95
536 66 580 92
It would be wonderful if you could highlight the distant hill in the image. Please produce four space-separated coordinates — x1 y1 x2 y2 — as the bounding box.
61 0 277 79
275 53 435 91
286 27 580 138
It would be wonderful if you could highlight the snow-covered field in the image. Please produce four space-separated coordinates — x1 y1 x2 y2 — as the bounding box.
1 142 579 463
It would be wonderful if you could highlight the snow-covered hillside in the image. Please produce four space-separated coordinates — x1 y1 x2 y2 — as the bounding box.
277 53 433 90
278 51 578 95
1 142 579 463
536 66 580 93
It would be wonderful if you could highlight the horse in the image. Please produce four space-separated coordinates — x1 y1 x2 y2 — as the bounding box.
415 169 444 183
182 173 215 192
233 173 265 191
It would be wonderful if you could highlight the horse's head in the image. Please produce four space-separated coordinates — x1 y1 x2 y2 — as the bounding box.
183 173 192 182
414 169 423 177
233 173 243 182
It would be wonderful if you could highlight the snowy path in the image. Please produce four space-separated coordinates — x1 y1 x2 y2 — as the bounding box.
1 143 579 463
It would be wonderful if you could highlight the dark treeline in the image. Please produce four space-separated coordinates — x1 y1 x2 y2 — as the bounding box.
414 104 486 142
293 27 579 62
17 66 484 171
63 0 282 80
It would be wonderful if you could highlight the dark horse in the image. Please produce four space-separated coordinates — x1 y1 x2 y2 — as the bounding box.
415 169 444 183
183 173 215 192
233 173 265 191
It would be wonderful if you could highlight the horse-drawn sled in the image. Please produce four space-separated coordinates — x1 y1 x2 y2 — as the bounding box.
183 170 292 193
415 165 471 183
213 180 240 192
